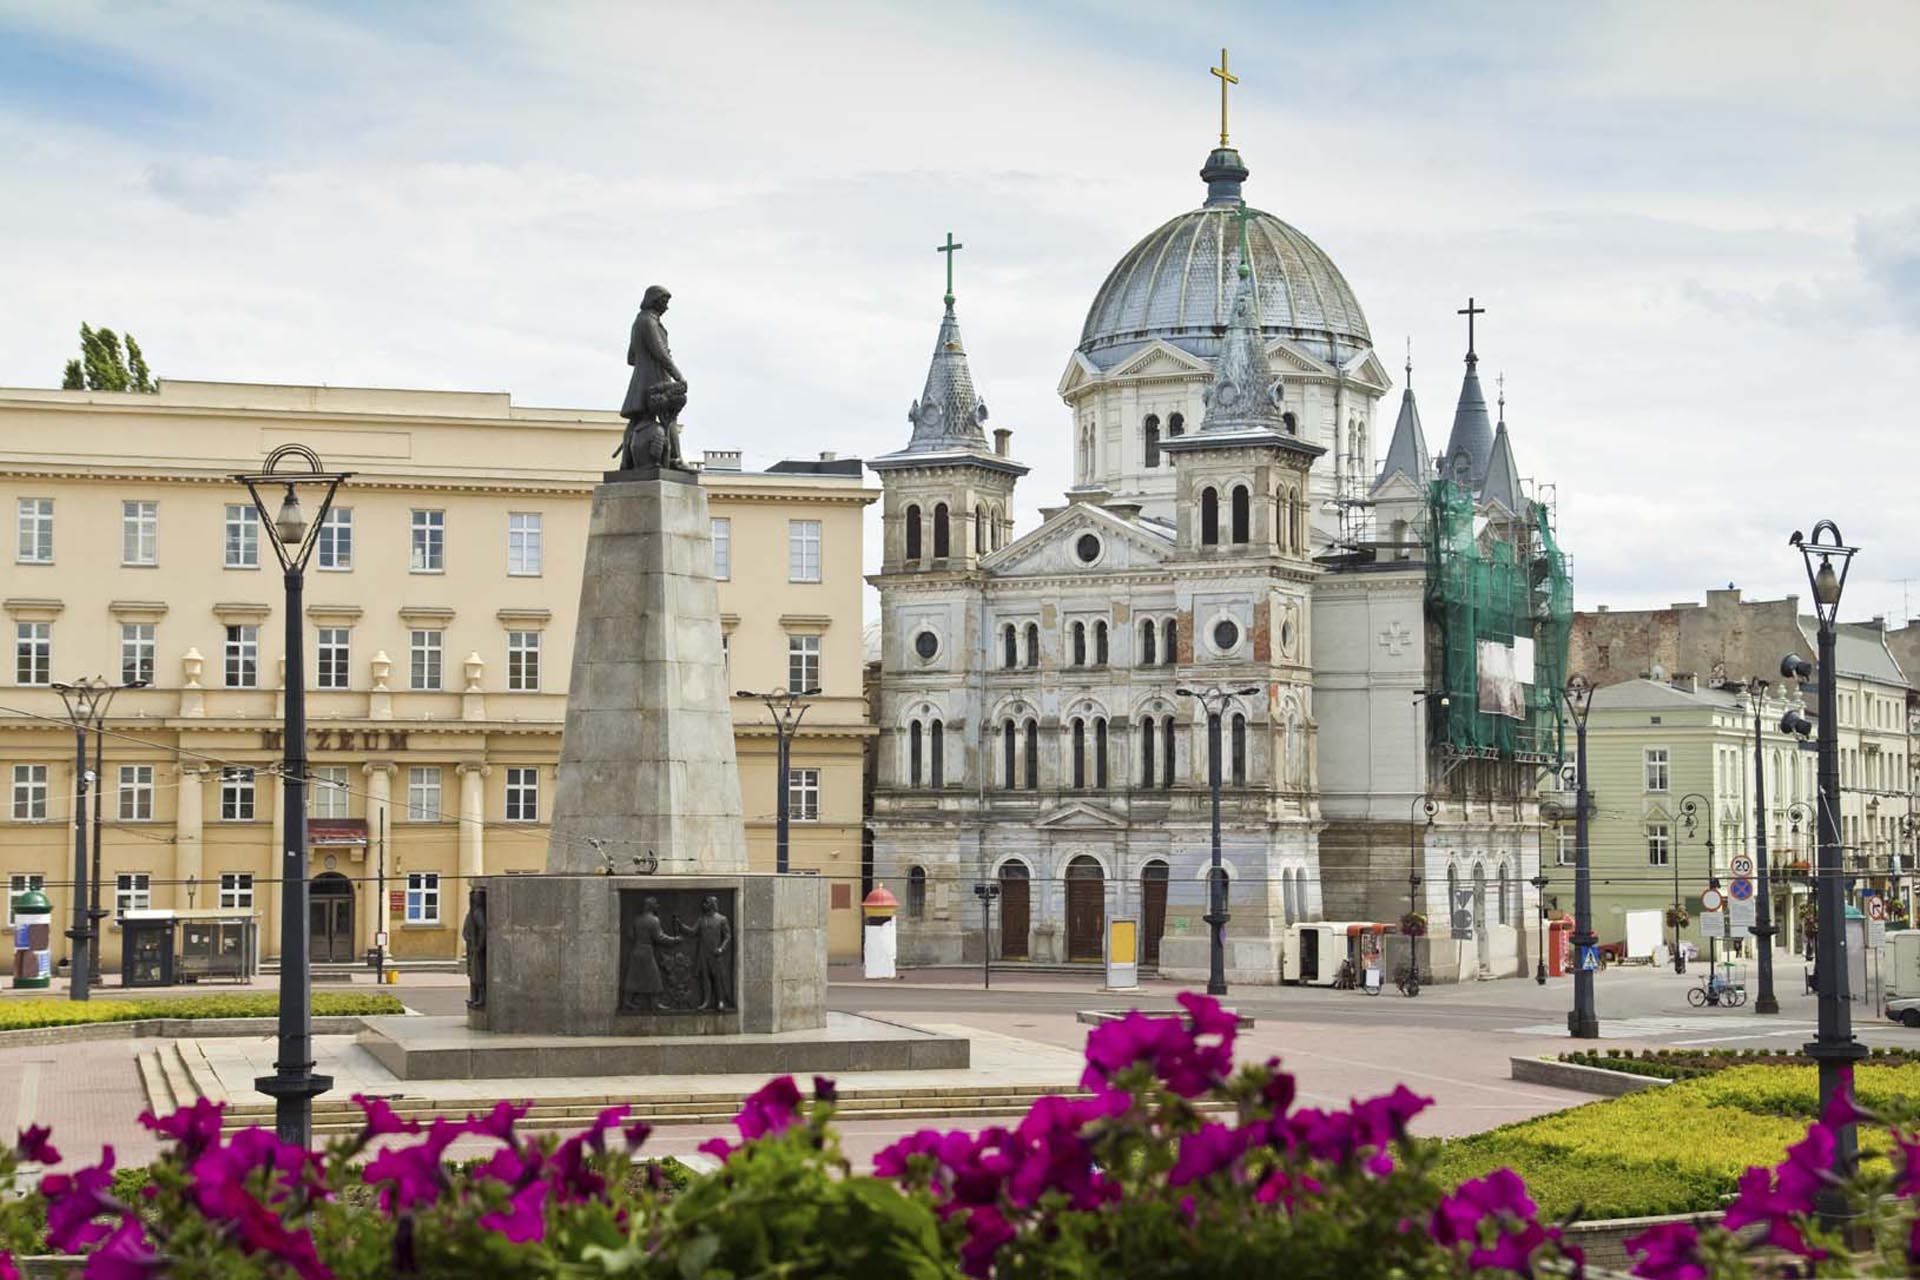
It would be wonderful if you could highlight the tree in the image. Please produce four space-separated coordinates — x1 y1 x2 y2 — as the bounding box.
60 323 156 392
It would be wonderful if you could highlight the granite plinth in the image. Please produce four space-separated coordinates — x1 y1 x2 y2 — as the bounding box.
363 1011 969 1081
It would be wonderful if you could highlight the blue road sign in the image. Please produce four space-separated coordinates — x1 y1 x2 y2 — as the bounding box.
1577 944 1600 972
1729 878 1755 902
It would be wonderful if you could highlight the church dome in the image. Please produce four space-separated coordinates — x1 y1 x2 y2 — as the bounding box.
1077 147 1372 372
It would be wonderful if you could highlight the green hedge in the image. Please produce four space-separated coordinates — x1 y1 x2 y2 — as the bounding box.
0 992 403 1030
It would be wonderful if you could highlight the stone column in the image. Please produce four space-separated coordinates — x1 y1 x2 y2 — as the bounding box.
175 765 205 906
364 763 394 956
457 763 488 940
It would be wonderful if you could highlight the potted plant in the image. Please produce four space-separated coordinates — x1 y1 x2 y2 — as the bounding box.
1664 906 1691 930
1398 911 1428 937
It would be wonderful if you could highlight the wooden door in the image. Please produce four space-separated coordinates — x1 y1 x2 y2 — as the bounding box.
1141 862 1170 967
999 865 1030 959
1065 856 1105 961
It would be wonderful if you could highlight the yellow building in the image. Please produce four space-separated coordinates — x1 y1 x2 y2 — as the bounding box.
0 381 876 968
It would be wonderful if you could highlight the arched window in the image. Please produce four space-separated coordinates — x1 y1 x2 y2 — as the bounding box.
1024 718 1039 790
1231 712 1247 786
1276 492 1290 552
1140 619 1156 666
908 721 923 788
1291 487 1305 549
1230 485 1250 544
1071 622 1087 667
1071 718 1086 789
1094 717 1109 789
1024 623 1040 668
1094 621 1109 666
1002 719 1017 789
932 503 950 559
974 504 987 555
1168 412 1185 437
1002 624 1017 669
1200 487 1219 545
1143 413 1161 469
907 866 927 919
1161 716 1176 789
1163 618 1177 666
990 506 1004 551
929 719 944 787
904 505 922 561
1140 715 1157 785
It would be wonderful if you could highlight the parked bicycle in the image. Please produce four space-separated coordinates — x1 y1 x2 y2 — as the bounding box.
1393 962 1426 998
1686 971 1747 1008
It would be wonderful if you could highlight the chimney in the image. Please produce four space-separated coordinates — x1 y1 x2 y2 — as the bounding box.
702 449 743 472
993 428 1012 457
818 450 837 462
1672 672 1698 694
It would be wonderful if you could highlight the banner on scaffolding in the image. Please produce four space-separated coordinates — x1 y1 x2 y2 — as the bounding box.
1476 636 1535 720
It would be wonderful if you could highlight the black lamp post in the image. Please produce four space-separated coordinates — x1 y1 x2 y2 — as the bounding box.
236 443 350 1146
1564 674 1599 1039
1746 680 1780 1014
84 677 145 985
1176 684 1260 998
1530 871 1550 984
50 678 107 1002
1782 519 1867 1219
736 687 818 875
1675 792 1714 976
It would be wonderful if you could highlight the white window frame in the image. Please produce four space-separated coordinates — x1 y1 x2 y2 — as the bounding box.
1646 821 1672 867
120 623 155 686
10 766 48 822
711 517 732 580
788 767 820 822
409 629 443 691
505 767 539 823
117 765 154 822
787 633 821 693
16 498 53 564
506 631 540 692
316 507 353 571
218 872 254 910
121 500 158 566
219 768 255 822
115 872 152 917
406 766 442 822
1555 826 1576 867
410 509 445 573
224 504 260 569
310 766 350 819
1643 747 1670 793
316 627 350 690
787 519 821 583
507 512 543 577
7 874 45 923
405 871 440 924
224 624 259 688
15 622 50 687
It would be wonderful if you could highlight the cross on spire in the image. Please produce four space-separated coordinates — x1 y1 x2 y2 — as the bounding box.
1457 296 1486 362
1405 336 1412 382
1497 371 1506 419
1211 48 1239 148
936 232 964 307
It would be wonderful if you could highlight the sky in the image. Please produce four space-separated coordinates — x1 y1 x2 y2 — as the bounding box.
2 0 1917 624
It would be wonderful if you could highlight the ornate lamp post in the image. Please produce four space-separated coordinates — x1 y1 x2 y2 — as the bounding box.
1675 792 1714 975
235 444 350 1146
736 687 818 874
1563 674 1599 1039
82 677 146 985
1176 684 1260 997
1746 680 1780 1014
50 678 106 1001
1782 519 1867 1218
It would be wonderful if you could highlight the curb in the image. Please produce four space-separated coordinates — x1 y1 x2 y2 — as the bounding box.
1509 1056 1670 1096
0 1015 369 1050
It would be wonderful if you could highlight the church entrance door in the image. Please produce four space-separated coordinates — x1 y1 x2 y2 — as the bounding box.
999 863 1030 960
1140 861 1169 967
309 872 355 964
1065 856 1105 962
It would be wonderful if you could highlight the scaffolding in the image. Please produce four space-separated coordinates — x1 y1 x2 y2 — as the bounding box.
1425 479 1572 764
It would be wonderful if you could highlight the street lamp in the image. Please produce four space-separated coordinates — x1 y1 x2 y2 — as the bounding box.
1563 674 1599 1039
50 678 105 1001
1176 684 1260 998
1530 871 1550 984
235 443 350 1146
1675 792 1714 976
736 687 819 875
1745 680 1780 1014
82 677 146 985
1783 518 1867 1218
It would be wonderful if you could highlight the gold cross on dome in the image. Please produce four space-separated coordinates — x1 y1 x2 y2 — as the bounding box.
1211 48 1238 148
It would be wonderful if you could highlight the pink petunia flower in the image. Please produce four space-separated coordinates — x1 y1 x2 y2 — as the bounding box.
478 1179 549 1244
15 1124 58 1166
1625 1220 1707 1280
138 1099 225 1159
81 1215 166 1280
40 1145 117 1253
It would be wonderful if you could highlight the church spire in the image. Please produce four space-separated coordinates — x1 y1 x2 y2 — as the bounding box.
902 298 990 454
1197 208 1286 434
1440 297 1495 487
1199 47 1249 207
1371 342 1432 494
1479 373 1525 515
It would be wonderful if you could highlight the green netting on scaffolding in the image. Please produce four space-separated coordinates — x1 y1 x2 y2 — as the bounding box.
1424 479 1573 763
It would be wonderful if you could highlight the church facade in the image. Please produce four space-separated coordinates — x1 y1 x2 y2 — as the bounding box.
868 120 1570 983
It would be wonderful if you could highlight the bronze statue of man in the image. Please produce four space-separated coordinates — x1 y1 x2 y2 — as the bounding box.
618 285 689 471
689 895 733 1011
620 896 683 1013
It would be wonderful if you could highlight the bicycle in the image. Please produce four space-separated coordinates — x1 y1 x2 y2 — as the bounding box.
1392 962 1425 998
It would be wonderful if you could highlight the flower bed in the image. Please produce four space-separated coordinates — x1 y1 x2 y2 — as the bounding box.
1559 1046 1920 1082
0 993 403 1031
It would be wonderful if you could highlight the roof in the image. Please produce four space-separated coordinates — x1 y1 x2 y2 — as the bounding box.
1371 379 1431 495
766 457 865 477
1796 619 1910 686
1589 678 1748 715
899 300 991 455
1479 418 1524 515
1440 357 1495 488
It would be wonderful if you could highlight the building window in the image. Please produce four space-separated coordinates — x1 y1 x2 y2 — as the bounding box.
1646 822 1672 866
16 498 52 563
788 519 822 582
316 627 350 690
974 503 987 555
410 629 443 691
15 622 50 686
223 625 258 688
1230 713 1247 786
7 874 45 923
507 631 541 691
904 505 922 561
710 517 731 579
787 634 820 693
1556 827 1575 866
11 766 48 821
115 873 151 917
1200 487 1219 546
311 766 349 819
932 504 950 559
220 769 255 821
1001 624 1017 669
120 623 155 686
410 509 445 573
1071 622 1086 667
406 767 442 822
505 767 539 822
1162 716 1176 789
908 721 923 788
1094 621 1109 666
1140 715 1157 785
1002 720 1016 789
1023 623 1039 668
317 508 353 570
907 866 927 920
1071 718 1086 789
1143 413 1161 468
1140 619 1156 666
788 768 820 821
1168 412 1185 437
929 720 944 787
1162 618 1178 666
507 512 543 576
218 872 254 910
121 500 158 565
1024 718 1039 790
1230 486 1250 544
224 504 259 568
117 765 153 821
1643 748 1670 793
1497 863 1511 925
405 872 440 923
1094 717 1108 789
